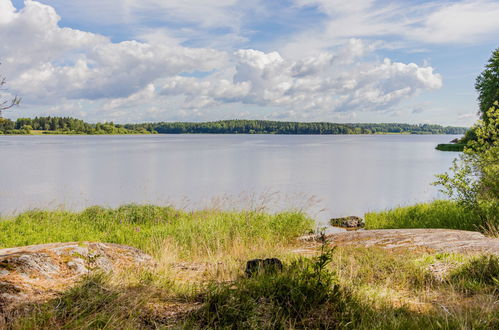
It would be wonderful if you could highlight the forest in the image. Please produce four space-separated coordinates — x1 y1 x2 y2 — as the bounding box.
0 117 151 135
0 117 467 135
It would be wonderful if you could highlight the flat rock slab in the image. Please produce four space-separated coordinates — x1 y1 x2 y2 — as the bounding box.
322 229 499 255
0 242 154 311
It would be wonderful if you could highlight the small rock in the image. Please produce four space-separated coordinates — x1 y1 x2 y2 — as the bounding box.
330 216 365 228
245 258 283 277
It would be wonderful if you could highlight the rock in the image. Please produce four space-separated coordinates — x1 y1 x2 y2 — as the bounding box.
330 216 365 228
0 242 154 311
4 253 61 279
66 258 88 275
319 229 499 255
245 258 283 277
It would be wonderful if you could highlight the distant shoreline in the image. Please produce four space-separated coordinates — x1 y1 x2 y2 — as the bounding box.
0 131 463 136
1 117 468 135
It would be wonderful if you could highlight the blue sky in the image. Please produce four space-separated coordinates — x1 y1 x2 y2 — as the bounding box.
1 0 498 125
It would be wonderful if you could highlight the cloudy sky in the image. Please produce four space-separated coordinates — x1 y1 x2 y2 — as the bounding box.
1 0 498 125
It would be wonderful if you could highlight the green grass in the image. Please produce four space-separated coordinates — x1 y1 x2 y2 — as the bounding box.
188 250 348 329
11 248 493 330
4 245 499 329
0 204 314 259
365 200 483 232
2 204 499 328
435 143 465 151
448 255 499 294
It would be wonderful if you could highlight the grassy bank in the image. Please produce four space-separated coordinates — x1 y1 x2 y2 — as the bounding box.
365 200 497 234
435 143 465 151
5 246 498 329
1 204 498 328
0 205 313 260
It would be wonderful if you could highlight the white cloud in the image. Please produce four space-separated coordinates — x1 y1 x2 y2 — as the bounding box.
0 0 227 104
285 0 499 56
0 0 454 122
407 1 499 43
102 84 157 111
161 47 442 114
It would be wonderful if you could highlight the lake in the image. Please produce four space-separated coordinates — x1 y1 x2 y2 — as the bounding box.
0 134 460 225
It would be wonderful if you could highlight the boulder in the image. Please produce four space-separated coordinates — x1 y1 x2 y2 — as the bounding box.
329 216 365 228
320 229 499 255
0 242 154 311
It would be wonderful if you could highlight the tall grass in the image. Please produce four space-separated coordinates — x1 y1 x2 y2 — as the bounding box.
0 204 314 259
365 200 484 232
4 246 498 329
189 252 347 329
448 255 499 294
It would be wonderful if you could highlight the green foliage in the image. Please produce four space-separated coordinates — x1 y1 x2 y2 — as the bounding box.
435 143 465 152
448 255 499 294
0 205 314 258
365 200 483 231
0 116 156 135
475 48 499 122
1 116 467 135
459 126 478 145
130 119 467 135
434 102 498 232
190 249 347 329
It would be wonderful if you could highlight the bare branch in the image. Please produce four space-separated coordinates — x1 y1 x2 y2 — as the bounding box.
0 63 21 117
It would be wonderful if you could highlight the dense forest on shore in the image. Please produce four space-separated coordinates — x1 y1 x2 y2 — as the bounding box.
0 117 467 135
0 117 151 135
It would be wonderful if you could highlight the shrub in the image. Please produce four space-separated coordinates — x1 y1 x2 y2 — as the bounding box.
189 247 351 329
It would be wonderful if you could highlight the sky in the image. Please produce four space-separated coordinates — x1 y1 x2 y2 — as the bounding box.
0 0 498 125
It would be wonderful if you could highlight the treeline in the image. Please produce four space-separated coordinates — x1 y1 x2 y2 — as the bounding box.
0 117 153 135
126 120 467 135
1 117 467 135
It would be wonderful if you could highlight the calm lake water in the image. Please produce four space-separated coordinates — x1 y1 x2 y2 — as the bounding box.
0 134 460 224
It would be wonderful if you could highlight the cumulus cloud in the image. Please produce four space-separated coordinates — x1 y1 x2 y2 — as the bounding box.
0 0 226 103
1 0 446 121
161 46 442 113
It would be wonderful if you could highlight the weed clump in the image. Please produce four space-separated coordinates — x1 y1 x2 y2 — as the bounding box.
448 255 499 294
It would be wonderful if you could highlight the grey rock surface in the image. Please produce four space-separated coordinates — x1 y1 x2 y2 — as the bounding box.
323 229 499 255
0 242 154 310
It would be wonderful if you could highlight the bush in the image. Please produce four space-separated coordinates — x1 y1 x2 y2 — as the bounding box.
189 247 352 329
